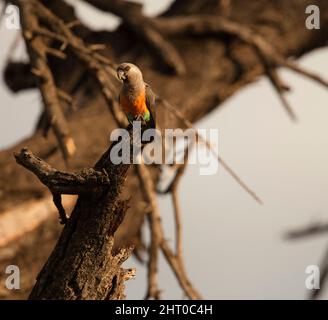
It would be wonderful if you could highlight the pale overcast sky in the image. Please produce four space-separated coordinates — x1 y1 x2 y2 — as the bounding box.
1 0 328 299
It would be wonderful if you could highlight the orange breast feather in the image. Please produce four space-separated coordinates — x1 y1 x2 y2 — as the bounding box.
120 92 148 116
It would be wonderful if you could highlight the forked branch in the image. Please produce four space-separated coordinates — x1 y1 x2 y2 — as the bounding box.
15 127 137 300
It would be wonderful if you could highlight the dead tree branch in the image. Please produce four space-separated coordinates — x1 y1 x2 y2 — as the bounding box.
19 1 76 159
170 144 190 259
285 221 328 299
136 162 202 300
28 0 126 127
15 148 111 196
81 0 185 74
154 15 328 89
154 15 328 119
309 246 328 300
286 222 328 240
14 126 138 299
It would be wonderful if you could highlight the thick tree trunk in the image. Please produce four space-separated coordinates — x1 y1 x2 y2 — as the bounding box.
15 128 137 299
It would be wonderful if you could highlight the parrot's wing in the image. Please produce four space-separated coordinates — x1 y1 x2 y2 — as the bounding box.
145 83 156 129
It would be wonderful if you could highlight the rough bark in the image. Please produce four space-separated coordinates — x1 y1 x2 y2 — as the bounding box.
14 127 136 299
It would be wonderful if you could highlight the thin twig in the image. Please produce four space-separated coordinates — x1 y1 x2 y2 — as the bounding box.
135 161 202 300
57 88 76 111
52 193 68 224
282 59 328 89
285 222 328 240
309 246 328 300
169 141 192 257
134 159 161 300
269 73 296 121
171 161 188 259
171 188 183 259
144 206 161 300
258 51 296 121
159 97 263 205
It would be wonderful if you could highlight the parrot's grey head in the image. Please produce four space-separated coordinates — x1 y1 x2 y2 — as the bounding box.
117 63 143 84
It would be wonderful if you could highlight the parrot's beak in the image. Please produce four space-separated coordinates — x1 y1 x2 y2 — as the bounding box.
117 69 126 81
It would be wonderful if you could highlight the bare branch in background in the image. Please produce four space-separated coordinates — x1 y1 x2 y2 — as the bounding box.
259 54 296 121
29 0 126 127
19 1 76 159
285 221 328 298
285 222 328 240
136 161 202 300
155 15 328 120
309 246 328 300
170 144 191 259
158 97 263 205
81 0 185 74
